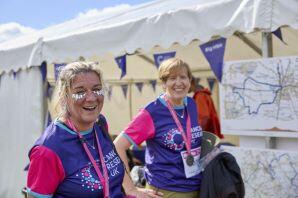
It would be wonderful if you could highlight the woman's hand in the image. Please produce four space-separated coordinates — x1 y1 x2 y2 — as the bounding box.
126 187 163 198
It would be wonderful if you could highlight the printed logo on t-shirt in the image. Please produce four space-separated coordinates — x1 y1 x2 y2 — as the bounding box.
162 126 202 151
191 126 202 144
76 150 123 191
162 128 184 150
104 150 122 177
76 162 103 191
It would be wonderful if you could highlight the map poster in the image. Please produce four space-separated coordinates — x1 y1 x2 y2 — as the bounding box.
221 146 298 198
220 56 298 137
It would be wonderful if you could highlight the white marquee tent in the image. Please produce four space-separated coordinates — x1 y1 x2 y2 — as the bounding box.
1 0 298 72
0 0 298 197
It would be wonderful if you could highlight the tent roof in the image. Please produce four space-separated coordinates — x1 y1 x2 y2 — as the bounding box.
0 0 297 74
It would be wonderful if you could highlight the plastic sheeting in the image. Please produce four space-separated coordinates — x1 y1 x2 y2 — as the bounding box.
0 67 43 198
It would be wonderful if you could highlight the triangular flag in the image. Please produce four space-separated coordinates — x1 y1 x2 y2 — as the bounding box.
54 63 66 81
207 78 216 92
44 111 52 129
149 80 157 92
135 82 144 93
46 82 54 99
121 84 128 98
13 71 17 79
200 37 226 82
108 85 113 101
272 28 286 44
115 55 126 79
153 51 176 68
40 62 47 82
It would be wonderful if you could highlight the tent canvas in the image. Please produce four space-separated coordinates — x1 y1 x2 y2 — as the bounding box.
1 0 298 72
0 0 298 197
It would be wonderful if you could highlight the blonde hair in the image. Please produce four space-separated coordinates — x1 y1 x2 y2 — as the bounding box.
158 58 192 82
55 61 103 117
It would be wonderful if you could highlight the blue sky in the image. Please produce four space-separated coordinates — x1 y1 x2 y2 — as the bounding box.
0 0 153 29
0 0 153 42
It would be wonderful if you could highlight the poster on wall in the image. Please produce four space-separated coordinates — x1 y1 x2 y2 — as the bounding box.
220 56 298 137
221 146 298 197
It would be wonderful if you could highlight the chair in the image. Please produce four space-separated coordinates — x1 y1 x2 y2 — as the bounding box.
201 131 220 158
22 187 28 198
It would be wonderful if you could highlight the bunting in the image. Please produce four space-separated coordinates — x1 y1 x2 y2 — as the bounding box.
207 78 216 92
149 80 157 92
54 63 66 80
135 82 144 93
115 55 127 79
121 84 128 98
40 62 47 82
46 82 54 99
44 111 52 129
153 51 176 68
13 71 17 79
200 37 226 82
272 28 286 44
107 85 113 101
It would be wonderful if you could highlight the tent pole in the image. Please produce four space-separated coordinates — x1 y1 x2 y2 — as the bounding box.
262 32 273 57
129 82 133 121
262 32 276 149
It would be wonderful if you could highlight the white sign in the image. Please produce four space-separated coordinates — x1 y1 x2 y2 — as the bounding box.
220 56 298 137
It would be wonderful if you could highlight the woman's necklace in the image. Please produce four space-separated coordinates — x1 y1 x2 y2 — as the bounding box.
175 107 185 118
86 133 96 150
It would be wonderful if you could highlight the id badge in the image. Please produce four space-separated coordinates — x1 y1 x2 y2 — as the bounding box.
181 147 201 178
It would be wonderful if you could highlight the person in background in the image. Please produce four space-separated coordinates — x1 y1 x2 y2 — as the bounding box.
190 77 224 139
114 58 202 198
26 62 126 198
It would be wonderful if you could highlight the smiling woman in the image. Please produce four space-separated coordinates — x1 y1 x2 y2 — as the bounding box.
26 62 126 198
64 71 104 131
114 58 203 198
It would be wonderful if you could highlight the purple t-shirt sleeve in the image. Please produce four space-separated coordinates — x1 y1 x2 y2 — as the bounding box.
123 108 155 145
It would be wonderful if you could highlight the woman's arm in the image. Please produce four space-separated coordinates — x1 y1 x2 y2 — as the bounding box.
114 135 162 198
114 135 136 194
27 146 64 198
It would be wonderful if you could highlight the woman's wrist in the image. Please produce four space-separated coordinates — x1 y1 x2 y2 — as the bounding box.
124 185 138 195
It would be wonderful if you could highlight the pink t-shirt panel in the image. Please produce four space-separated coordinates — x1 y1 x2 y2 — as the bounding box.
27 145 65 195
123 109 155 145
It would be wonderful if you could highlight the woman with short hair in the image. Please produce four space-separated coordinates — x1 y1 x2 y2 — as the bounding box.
115 58 203 198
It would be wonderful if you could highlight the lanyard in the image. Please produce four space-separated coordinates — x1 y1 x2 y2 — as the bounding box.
66 119 109 198
164 96 192 154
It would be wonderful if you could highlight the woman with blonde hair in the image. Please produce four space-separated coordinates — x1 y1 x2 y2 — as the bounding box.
26 62 125 198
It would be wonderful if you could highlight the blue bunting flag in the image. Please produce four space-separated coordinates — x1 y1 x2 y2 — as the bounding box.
153 51 176 68
121 84 128 98
135 82 144 93
115 55 127 79
200 38 226 82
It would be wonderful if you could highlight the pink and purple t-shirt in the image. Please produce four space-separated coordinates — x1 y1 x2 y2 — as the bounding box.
122 95 203 192
27 117 125 198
